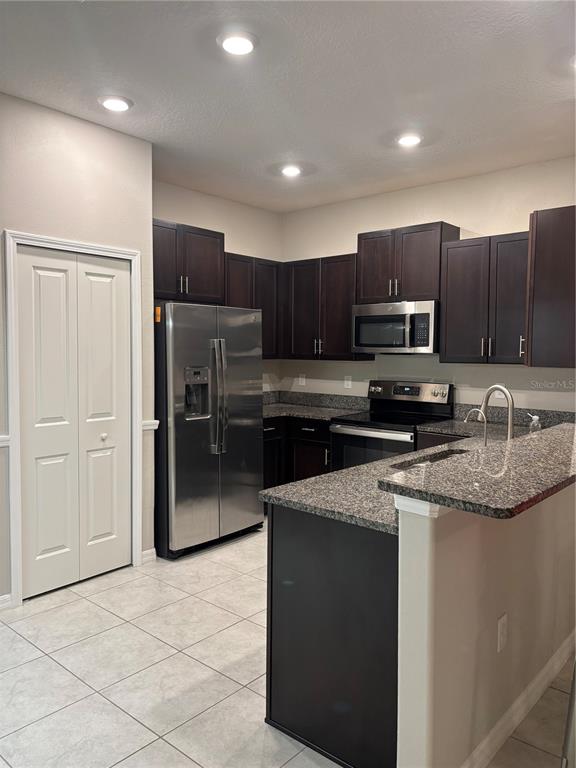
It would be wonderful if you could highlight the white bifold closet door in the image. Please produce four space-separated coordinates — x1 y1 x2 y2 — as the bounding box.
18 246 131 599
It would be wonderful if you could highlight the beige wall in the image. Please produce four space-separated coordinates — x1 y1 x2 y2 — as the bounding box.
0 93 154 597
153 181 282 261
282 156 575 260
397 486 575 768
272 156 576 412
269 358 576 412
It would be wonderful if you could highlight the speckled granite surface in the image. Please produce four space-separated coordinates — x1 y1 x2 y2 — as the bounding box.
417 419 529 440
264 391 574 428
263 403 358 421
378 423 575 519
263 405 530 438
260 459 400 535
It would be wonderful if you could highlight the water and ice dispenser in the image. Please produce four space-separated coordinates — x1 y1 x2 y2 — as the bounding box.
184 366 210 420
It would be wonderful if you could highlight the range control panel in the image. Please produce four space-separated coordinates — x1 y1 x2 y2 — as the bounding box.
368 380 452 404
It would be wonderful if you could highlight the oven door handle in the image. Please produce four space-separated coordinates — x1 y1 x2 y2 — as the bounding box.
329 424 414 442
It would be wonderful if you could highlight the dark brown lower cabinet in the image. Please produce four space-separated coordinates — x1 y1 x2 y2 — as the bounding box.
267 505 398 768
291 440 330 481
264 417 331 485
527 205 575 368
263 418 286 489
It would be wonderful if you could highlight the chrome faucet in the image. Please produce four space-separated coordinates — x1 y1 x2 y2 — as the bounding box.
464 407 488 446
465 384 515 445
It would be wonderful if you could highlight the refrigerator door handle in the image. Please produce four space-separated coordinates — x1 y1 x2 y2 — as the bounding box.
219 338 229 454
210 338 222 454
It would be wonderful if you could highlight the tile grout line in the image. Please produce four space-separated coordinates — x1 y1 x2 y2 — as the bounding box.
7 605 129 655
509 733 565 759
0 541 274 763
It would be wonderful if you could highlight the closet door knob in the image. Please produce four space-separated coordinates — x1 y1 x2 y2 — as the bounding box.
100 433 108 441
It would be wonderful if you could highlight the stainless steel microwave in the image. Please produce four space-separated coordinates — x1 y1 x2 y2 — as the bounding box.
351 300 438 354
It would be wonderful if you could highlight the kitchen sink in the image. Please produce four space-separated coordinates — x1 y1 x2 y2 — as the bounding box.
390 447 469 471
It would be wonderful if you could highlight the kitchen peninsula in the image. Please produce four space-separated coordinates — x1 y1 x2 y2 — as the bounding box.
260 423 576 768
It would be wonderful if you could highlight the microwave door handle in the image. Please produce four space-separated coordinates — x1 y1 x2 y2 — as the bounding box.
405 314 411 349
329 424 414 442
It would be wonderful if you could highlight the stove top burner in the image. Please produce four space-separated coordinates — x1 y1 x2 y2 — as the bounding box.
331 410 449 432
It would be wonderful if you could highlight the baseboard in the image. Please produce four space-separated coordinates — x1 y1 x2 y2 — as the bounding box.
141 548 156 564
0 593 13 610
460 631 575 768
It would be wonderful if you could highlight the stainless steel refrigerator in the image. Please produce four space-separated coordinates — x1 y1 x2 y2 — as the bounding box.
154 302 263 557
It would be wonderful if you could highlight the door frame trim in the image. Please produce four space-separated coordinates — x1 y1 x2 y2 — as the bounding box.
3 230 143 607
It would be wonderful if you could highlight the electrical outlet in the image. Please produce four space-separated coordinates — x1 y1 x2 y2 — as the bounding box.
493 385 506 400
344 376 352 389
297 374 306 386
497 613 508 653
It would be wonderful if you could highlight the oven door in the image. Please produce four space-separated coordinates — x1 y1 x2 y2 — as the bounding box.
329 424 415 470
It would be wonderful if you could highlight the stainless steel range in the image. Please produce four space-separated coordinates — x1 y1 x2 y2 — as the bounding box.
330 380 453 470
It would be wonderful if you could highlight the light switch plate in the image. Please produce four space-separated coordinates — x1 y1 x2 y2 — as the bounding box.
344 376 352 389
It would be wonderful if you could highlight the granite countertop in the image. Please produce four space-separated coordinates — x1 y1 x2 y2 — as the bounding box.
417 418 529 440
378 423 576 519
260 459 400 535
263 405 529 440
263 403 357 421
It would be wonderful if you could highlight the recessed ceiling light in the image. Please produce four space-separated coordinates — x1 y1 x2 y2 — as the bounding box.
98 96 133 112
397 133 422 148
281 164 302 178
220 34 255 56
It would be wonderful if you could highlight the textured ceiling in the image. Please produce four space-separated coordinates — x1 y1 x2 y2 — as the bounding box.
0 1 574 212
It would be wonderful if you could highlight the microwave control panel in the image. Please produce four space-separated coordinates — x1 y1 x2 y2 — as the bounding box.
411 313 430 347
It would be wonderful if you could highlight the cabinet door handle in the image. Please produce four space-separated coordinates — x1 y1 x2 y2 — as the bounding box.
488 337 493 357
519 335 526 357
185 276 189 294
313 339 318 355
301 427 316 432
480 337 486 357
179 275 184 293
388 279 392 297
318 338 323 355
394 278 399 296
264 427 276 432
324 448 329 467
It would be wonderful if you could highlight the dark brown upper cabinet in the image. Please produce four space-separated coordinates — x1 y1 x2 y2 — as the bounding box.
320 253 357 358
488 232 529 364
440 238 491 363
440 233 529 365
283 254 362 360
254 259 280 359
526 205 575 368
153 219 225 304
152 220 179 300
289 260 321 358
178 224 225 304
356 222 460 303
356 230 396 303
395 222 460 301
225 252 254 309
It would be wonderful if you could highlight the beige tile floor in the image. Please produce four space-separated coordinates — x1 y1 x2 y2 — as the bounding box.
0 520 571 768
